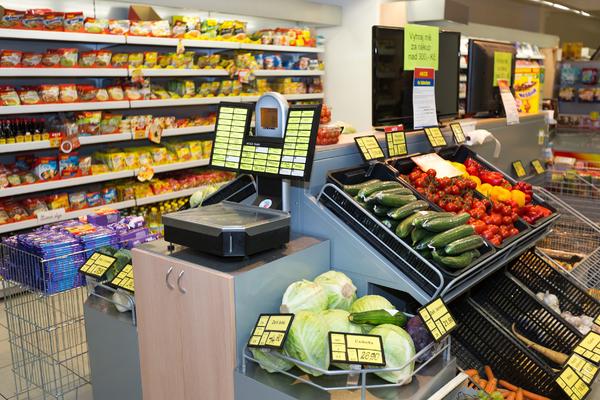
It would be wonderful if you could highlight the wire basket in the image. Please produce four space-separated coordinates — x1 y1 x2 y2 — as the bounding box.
543 166 600 223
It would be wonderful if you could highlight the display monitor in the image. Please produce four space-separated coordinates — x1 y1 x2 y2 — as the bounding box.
372 26 460 129
466 39 517 117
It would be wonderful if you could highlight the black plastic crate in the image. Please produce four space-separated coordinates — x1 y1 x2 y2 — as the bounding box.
470 269 582 369
449 299 565 399
509 250 600 319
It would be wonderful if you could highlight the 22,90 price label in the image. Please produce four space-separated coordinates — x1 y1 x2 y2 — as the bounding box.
329 332 385 366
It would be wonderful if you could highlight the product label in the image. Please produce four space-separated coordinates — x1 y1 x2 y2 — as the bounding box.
354 135 385 161
493 51 513 87
413 68 438 129
248 314 294 350
37 208 66 224
79 252 117 279
556 366 590 400
450 123 466 144
512 160 527 178
424 127 447 148
418 297 457 342
329 332 386 366
385 129 408 157
531 159 545 175
498 79 520 125
110 264 134 293
404 24 439 71
566 353 599 385
574 331 600 364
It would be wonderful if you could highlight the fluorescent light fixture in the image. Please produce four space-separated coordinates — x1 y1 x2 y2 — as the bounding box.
552 3 569 10
581 11 591 16
528 0 594 18
541 0 554 5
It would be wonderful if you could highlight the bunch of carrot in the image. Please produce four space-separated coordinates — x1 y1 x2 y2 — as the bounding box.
465 366 550 400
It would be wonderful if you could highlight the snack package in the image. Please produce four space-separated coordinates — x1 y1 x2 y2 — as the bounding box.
0 9 25 28
95 50 112 67
59 153 80 177
76 111 102 135
144 52 158 68
96 88 109 101
77 85 98 102
86 192 103 207
209 81 221 96
111 53 129 67
220 80 232 96
123 150 139 169
124 85 142 100
99 114 122 134
58 48 78 67
578 88 595 102
187 141 203 159
46 193 69 210
128 53 144 68
63 12 84 32
23 197 48 216
166 142 191 161
68 192 87 210
158 53 171 68
102 187 118 204
91 164 109 175
106 152 126 170
59 84 78 103
18 87 40 105
171 18 187 38
42 50 61 67
0 50 22 67
150 147 168 164
39 84 60 103
33 157 58 181
79 156 91 175
151 20 171 37
0 86 20 106
129 20 152 36
117 184 135 201
43 12 64 31
559 87 576 102
22 52 42 67
22 13 44 30
107 85 124 101
183 51 195 68
79 51 96 67
581 68 598 85
170 52 185 68
108 19 130 35
84 18 108 34
201 19 218 38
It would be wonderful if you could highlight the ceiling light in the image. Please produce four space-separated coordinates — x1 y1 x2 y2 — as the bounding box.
541 1 553 5
581 11 591 17
552 3 570 10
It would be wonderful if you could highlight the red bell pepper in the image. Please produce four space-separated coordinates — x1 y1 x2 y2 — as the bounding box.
479 171 505 186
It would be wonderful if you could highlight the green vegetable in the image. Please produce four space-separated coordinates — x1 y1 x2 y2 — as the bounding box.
280 280 328 314
343 179 380 196
387 200 429 220
414 232 438 250
419 249 432 259
422 213 470 232
444 235 485 255
380 219 399 230
349 309 407 327
251 348 294 373
364 188 412 206
321 309 362 369
283 311 329 376
373 193 417 208
368 324 415 384
427 225 476 248
411 212 454 228
432 249 478 269
372 204 391 217
395 211 435 238
314 271 357 311
357 181 401 201
349 295 395 314
411 227 429 246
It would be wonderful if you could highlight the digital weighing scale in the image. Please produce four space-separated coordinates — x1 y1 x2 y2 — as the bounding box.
163 93 321 256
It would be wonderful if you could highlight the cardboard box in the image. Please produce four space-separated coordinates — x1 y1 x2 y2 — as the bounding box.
128 5 161 21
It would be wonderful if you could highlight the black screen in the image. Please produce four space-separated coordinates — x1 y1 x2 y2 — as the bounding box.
372 26 460 128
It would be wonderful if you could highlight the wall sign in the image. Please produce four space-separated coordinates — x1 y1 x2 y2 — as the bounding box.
418 297 456 342
573 331 600 364
450 123 466 144
354 135 385 162
110 264 134 293
556 366 591 400
512 160 527 178
493 51 513 87
403 24 439 71
531 159 545 175
248 314 294 349
385 129 408 157
424 127 447 148
79 252 117 279
329 332 386 366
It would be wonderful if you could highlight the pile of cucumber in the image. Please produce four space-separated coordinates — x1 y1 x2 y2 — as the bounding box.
343 179 485 270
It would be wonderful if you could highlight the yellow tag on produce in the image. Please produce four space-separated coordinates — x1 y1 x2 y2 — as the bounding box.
424 127 447 148
329 332 386 366
512 160 527 178
450 123 466 144
248 314 294 350
386 130 408 157
354 135 385 161
574 331 600 364
531 159 545 175
556 366 590 400
110 264 134 293
79 252 117 279
566 353 599 385
418 297 457 342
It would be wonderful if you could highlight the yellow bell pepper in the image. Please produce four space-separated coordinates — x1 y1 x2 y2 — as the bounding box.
511 189 527 207
490 186 511 202
450 161 466 172
468 175 482 186
477 183 493 196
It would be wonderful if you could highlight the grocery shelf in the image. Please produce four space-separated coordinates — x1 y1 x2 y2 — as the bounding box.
0 68 128 77
149 159 210 174
253 70 324 77
129 97 238 109
0 28 126 44
0 101 130 115
242 93 324 102
135 68 230 77
161 125 215 137
125 36 239 49
240 43 324 53
79 132 134 145
135 187 199 206
0 140 54 154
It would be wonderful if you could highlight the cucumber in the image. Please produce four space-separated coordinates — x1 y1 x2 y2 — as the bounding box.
432 249 478 269
444 235 485 255
374 193 417 208
372 204 391 217
422 213 471 232
343 179 380 196
380 219 399 230
348 309 407 327
395 211 435 238
419 249 432 259
357 181 401 201
415 232 438 250
365 188 412 205
412 212 454 228
387 200 429 220
411 227 430 246
427 225 475 248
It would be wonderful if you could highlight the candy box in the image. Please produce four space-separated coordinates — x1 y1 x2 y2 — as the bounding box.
87 209 120 226
59 153 80 177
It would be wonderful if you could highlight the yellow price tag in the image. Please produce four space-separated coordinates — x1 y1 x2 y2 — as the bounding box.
566 353 599 385
450 123 466 144
512 161 527 178
354 135 385 161
574 331 600 364
424 127 447 148
248 314 294 350
556 366 590 400
418 298 457 342
385 131 408 157
110 264 134 293
531 159 545 175
210 103 252 171
594 315 600 328
328 332 386 366
79 253 117 279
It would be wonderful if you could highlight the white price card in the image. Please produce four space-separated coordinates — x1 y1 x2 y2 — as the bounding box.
498 79 519 125
37 208 66 223
412 68 438 129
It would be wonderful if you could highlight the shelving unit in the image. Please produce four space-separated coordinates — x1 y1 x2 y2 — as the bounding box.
129 96 233 108
253 70 324 77
0 28 126 44
135 187 199 206
0 68 128 77
0 101 130 115
161 125 215 137
149 159 209 174
135 68 229 77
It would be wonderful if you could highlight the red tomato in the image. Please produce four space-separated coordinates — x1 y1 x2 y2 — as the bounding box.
501 205 512 216
471 220 488 234
487 225 500 235
490 213 503 226
490 235 502 246
481 229 495 240
482 215 492 225
499 226 511 239
502 216 513 225
426 169 437 178
492 202 503 213
509 227 520 237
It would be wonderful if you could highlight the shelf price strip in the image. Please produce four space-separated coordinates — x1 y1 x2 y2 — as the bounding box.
385 129 408 157
566 353 599 385
573 331 600 364
354 135 385 162
79 252 117 279
424 127 447 148
210 103 253 171
248 314 294 349
449 123 466 144
110 264 134 293
418 297 457 342
328 332 386 366
556 366 590 400
512 160 527 178
531 159 545 175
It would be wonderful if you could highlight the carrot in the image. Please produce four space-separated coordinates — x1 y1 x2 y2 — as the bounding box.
465 368 479 377
484 365 495 381
511 324 568 365
478 379 487 390
506 393 515 400
522 391 551 400
499 380 518 391
516 388 524 400
485 378 498 393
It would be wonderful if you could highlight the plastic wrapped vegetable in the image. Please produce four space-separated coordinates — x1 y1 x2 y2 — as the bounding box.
251 348 294 373
280 280 328 314
349 295 396 332
368 324 415 384
314 270 357 311
405 316 434 362
283 311 329 376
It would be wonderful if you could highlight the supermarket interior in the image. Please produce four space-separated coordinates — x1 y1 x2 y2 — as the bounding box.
0 0 599 399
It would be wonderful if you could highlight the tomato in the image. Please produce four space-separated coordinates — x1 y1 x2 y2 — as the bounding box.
482 215 492 225
481 199 491 208
490 213 503 226
501 215 513 225
481 229 495 240
492 202 503 213
499 226 510 239
490 235 502 246
471 220 487 234
446 202 458 212
501 205 512 216
509 227 520 237
511 213 519 223
457 180 466 190
427 169 437 178
487 225 500 235
415 177 427 188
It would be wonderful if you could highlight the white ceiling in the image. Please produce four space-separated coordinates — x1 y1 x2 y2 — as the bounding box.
557 0 600 11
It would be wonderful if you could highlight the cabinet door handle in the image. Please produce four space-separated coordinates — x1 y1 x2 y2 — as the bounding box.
166 267 175 290
177 270 187 294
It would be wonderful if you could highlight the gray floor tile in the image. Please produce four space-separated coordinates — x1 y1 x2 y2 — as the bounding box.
0 339 12 369
0 365 16 399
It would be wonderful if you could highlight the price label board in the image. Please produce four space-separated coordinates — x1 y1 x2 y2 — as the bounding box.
556 366 591 400
449 123 466 144
329 332 386 366
531 159 545 175
79 252 117 279
210 102 254 172
594 315 600 329
109 264 134 293
424 127 447 148
574 331 600 364
566 353 599 385
248 314 294 349
418 297 457 342
354 135 385 162
512 160 527 178
385 130 408 157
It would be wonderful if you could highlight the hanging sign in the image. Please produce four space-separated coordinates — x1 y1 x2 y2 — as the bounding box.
418 297 457 342
248 314 294 349
424 126 447 148
329 332 386 366
79 252 117 279
354 135 385 162
531 159 545 175
493 51 513 87
109 264 134 293
450 123 466 144
385 126 408 157
556 366 591 400
573 331 600 364
498 79 520 125
404 24 439 71
565 353 599 385
412 68 438 129
512 160 527 178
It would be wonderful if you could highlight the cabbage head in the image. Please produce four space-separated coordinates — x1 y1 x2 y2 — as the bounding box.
283 311 329 376
251 348 294 373
320 309 362 334
314 271 357 311
349 295 395 314
369 324 415 384
280 280 328 314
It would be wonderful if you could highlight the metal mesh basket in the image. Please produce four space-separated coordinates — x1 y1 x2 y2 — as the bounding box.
543 166 600 223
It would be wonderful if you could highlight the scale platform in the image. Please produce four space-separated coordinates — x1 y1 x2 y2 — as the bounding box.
163 201 291 257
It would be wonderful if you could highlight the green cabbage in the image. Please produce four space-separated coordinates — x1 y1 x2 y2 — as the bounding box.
369 324 415 384
283 311 329 376
314 271 357 311
349 295 395 314
280 280 328 314
320 309 362 334
251 348 294 373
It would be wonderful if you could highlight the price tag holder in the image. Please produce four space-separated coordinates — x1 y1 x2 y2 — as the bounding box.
79 252 117 279
385 128 408 157
512 160 527 178
354 135 385 162
37 208 66 224
594 315 600 329
573 331 600 364
424 127 447 148
449 123 466 144
109 264 134 293
210 102 254 172
328 332 386 366
566 353 599 385
556 366 591 400
531 159 545 175
248 314 294 350
418 297 457 342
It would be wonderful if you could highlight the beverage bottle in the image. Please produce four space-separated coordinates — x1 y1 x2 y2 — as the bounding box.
5 120 15 144
15 118 24 143
39 118 49 140
0 120 6 145
146 207 161 235
23 118 32 142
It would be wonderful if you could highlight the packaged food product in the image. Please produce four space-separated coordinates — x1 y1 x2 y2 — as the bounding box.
201 19 218 38
0 86 20 106
68 192 87 210
85 18 109 34
117 184 135 201
91 164 109 175
59 153 80 177
578 88 595 102
0 50 22 67
144 52 158 68
42 50 61 67
151 20 171 37
183 51 195 68
581 68 598 85
5 202 29 221
150 147 168 164
170 53 185 68
210 81 221 96
187 141 203 159
157 54 171 68
99 114 122 134
77 85 98 102
105 151 126 170
79 51 96 67
22 13 45 30
108 19 130 35
45 193 69 210
39 84 60 103
76 111 102 135
102 187 118 203
59 84 78 103
166 142 191 161
198 82 211 97
208 54 221 68
63 12 84 32
96 88 109 102
43 12 64 31
220 80 232 96
111 53 128 67
95 50 112 67
107 85 124 101
123 151 139 169
23 197 48 216
22 52 42 67
18 87 40 105
21 172 36 184
124 85 142 100
86 192 103 207
7 172 21 186
128 53 144 68
58 48 78 67
0 208 9 224
171 19 187 38
33 156 58 181
129 21 152 36
79 156 91 175
0 9 25 29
